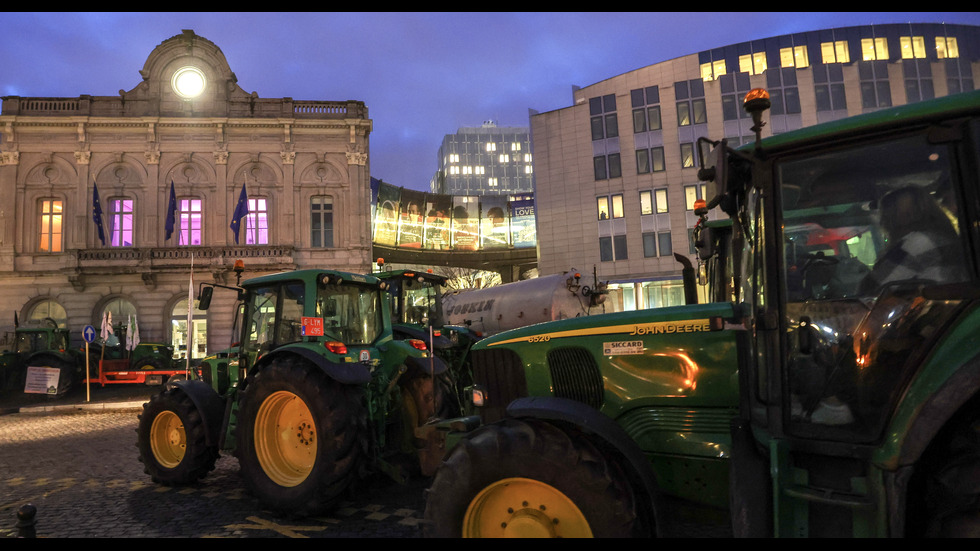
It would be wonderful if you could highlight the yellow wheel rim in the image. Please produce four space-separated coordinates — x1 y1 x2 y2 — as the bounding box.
254 390 317 487
463 477 593 538
149 410 186 469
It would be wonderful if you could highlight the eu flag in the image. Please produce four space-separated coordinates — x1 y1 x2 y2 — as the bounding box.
230 183 249 244
165 180 177 242
92 184 106 246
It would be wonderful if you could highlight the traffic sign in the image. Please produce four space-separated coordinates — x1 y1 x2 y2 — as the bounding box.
83 324 97 343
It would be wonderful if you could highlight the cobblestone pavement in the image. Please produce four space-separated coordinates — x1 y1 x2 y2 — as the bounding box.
0 407 428 538
0 384 733 538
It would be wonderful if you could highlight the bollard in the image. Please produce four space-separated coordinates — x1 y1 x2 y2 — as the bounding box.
16 504 36 538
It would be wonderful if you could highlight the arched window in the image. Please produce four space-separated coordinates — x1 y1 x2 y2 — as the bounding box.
25 299 68 328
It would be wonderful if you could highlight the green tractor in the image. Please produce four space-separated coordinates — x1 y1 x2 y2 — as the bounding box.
374 263 482 415
0 317 83 397
424 88 980 537
136 267 455 515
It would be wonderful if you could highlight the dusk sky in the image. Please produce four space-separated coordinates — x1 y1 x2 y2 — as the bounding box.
3 12 979 192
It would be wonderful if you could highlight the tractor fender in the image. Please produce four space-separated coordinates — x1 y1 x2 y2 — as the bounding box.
505 396 667 536
404 353 448 376
259 345 372 385
168 378 226 448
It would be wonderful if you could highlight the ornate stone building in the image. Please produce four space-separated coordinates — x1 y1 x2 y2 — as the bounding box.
0 30 373 360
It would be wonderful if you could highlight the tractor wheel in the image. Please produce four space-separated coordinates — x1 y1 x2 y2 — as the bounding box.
913 407 980 537
31 356 73 396
133 357 165 371
235 355 366 516
136 387 219 485
423 417 642 538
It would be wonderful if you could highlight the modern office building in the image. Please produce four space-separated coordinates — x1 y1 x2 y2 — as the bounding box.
0 30 373 358
530 22 980 312
430 121 533 196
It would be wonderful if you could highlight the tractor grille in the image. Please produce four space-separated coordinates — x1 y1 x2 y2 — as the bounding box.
471 347 527 424
547 347 604 409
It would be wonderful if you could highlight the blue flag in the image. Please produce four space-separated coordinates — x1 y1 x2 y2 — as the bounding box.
230 183 249 244
92 184 106 246
165 180 177 242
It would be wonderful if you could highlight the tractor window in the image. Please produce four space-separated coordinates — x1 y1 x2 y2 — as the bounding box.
276 282 306 345
316 283 383 345
244 286 278 357
401 278 437 325
776 130 971 441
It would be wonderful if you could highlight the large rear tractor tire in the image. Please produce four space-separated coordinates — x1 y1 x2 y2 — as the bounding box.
136 388 219 485
423 417 642 538
912 405 980 537
235 355 366 516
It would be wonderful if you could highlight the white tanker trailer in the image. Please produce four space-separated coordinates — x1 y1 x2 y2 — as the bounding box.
441 269 607 337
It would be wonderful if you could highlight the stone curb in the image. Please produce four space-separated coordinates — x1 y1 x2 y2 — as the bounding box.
0 400 146 416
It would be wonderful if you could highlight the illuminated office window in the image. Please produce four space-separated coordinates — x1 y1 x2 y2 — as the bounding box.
901 36 926 59
937 36 959 58
488 177 498 188
485 142 497 152
684 184 707 211
39 199 63 253
780 46 809 68
821 41 850 63
861 38 889 61
448 153 459 163
739 52 767 75
475 166 485 175
524 165 533 174
498 154 510 163
523 153 532 163
511 142 521 151
700 59 727 80
611 194 624 219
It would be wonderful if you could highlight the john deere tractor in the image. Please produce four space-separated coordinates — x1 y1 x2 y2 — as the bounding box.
136 267 455 515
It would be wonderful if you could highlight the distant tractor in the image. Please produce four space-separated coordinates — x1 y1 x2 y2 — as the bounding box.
0 317 83 397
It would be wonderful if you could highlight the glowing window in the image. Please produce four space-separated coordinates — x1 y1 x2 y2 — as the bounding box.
861 38 889 61
780 46 809 68
821 41 849 63
245 198 268 245
936 36 959 59
109 198 134 247
739 52 767 75
485 142 497 152
39 199 63 253
901 36 926 59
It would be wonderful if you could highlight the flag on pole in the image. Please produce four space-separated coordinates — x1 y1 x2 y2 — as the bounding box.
165 180 178 242
92 184 106 246
187 253 194 371
126 314 140 351
230 183 249 244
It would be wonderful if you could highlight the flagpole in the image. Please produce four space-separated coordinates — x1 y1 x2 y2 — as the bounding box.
187 252 193 376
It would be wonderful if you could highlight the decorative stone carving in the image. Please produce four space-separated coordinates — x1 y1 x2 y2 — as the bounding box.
0 152 18 166
74 151 91 165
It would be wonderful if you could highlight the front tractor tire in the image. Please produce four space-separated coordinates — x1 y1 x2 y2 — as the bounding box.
423 418 642 538
136 388 219 485
235 356 366 516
